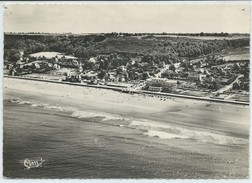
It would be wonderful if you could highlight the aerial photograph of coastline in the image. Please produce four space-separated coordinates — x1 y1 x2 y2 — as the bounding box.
3 3 250 179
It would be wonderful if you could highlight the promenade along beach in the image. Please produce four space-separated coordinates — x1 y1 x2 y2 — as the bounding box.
3 77 249 179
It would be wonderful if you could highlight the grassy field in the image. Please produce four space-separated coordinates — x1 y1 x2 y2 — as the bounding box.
220 47 250 61
222 54 249 61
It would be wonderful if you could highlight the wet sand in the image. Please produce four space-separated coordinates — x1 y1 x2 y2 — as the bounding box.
4 77 249 137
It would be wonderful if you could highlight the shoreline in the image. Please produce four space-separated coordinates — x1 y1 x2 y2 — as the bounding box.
3 76 249 106
4 76 249 139
3 94 249 179
3 75 249 179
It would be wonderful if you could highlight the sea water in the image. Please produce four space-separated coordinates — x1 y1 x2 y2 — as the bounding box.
3 96 249 179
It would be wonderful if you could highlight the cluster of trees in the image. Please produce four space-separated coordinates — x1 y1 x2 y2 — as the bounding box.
104 32 235 37
169 32 230 37
94 53 130 70
173 39 249 58
232 62 249 78
199 78 222 90
4 49 21 63
161 70 179 79
5 34 249 63
4 34 250 84
233 78 249 91
180 62 195 71
205 55 226 66
141 54 179 65
4 34 106 62
8 32 248 37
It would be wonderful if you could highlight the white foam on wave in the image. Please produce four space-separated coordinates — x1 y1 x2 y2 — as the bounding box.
18 101 32 105
9 98 34 105
9 98 128 122
43 105 65 111
10 98 39 106
129 119 248 145
71 110 127 121
9 98 248 145
30 103 39 107
144 130 188 139
31 103 48 108
10 98 75 112
129 120 180 134
28 101 68 112
9 98 21 103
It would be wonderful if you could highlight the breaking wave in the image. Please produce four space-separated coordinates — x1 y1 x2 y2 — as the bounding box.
8 97 127 121
71 110 127 121
144 130 188 139
129 119 248 145
9 98 32 105
9 98 74 112
8 97 248 145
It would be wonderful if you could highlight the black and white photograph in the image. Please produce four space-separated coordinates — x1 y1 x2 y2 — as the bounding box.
2 1 250 180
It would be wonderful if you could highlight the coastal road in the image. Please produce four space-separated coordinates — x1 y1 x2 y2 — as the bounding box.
4 76 249 105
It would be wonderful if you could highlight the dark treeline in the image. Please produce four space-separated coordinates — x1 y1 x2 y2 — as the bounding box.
4 34 250 63
93 32 250 37
6 32 249 37
4 34 106 61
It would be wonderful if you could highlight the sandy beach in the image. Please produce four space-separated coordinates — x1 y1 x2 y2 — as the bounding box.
3 77 249 178
4 77 249 136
